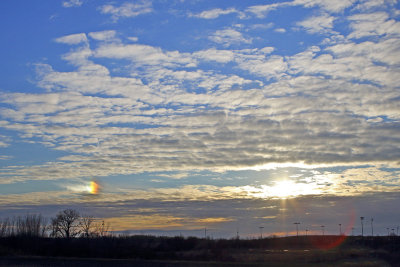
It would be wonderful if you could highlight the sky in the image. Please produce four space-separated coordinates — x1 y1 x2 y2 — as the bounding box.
0 0 400 238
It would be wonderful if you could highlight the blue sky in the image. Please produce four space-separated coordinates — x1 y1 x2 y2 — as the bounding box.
1 0 400 238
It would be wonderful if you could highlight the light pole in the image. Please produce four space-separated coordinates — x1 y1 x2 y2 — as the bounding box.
371 218 374 237
352 227 355 236
321 225 325 236
360 217 364 237
339 224 342 236
294 222 300 237
259 226 264 239
305 228 308 236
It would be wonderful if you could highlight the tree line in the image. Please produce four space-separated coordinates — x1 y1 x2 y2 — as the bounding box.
0 209 110 238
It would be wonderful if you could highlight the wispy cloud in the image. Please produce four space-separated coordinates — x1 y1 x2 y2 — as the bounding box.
293 0 357 13
54 33 88 45
246 3 290 18
347 11 400 39
62 0 83 8
297 13 336 34
99 1 153 21
191 8 241 19
209 29 252 46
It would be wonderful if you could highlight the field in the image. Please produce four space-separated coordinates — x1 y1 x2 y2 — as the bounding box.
1 235 399 266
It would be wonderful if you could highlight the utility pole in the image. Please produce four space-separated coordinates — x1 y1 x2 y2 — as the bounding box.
339 224 342 235
258 226 264 239
204 227 207 239
259 226 264 239
294 222 300 237
360 217 364 237
371 218 374 237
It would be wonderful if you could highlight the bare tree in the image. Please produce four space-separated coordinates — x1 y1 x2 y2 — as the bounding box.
94 220 110 237
50 209 81 238
79 215 95 238
15 214 46 237
0 218 10 237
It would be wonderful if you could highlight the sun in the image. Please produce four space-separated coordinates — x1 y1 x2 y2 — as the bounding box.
269 180 322 198
86 181 100 195
246 180 322 199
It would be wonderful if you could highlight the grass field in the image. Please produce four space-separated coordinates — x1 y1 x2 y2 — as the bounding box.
1 235 399 266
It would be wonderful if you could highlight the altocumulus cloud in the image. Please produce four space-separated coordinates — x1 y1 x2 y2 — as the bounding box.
0 0 399 237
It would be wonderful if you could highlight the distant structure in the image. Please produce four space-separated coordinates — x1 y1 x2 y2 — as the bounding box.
360 217 364 236
259 226 264 239
293 222 300 237
371 218 374 237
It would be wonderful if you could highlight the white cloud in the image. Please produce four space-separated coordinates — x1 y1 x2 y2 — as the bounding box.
94 43 196 68
99 1 153 21
297 13 336 34
88 30 117 41
0 135 11 147
354 0 398 11
55 33 88 45
62 0 83 8
274 28 286 33
347 11 400 38
192 8 239 19
246 3 290 18
293 0 357 13
194 48 235 63
209 29 252 46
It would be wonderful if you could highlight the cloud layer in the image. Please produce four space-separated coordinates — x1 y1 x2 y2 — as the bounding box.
0 0 399 233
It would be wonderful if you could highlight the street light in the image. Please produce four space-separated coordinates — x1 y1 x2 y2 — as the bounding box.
294 222 300 237
259 226 264 239
371 218 374 237
360 217 364 237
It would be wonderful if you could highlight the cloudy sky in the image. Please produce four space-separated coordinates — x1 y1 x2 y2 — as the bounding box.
0 0 400 238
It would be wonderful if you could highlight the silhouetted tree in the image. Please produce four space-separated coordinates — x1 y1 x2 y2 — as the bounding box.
0 217 10 237
79 215 95 237
50 209 81 238
94 219 110 237
15 214 46 237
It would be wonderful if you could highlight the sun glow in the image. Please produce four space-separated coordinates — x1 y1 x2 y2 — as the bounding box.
245 180 323 199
